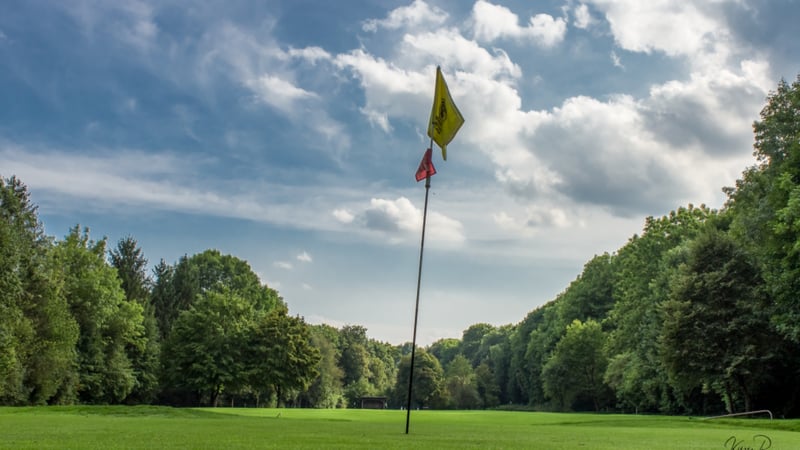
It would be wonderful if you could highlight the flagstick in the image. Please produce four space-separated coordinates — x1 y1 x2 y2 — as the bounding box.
405 141 434 434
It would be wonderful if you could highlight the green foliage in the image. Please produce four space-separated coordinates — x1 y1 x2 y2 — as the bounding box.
394 350 445 409
460 323 495 366
427 338 461 369
542 319 610 411
162 289 252 406
109 237 160 404
1 176 80 405
301 326 345 408
604 205 714 413
54 226 145 404
246 310 320 406
152 250 284 340
726 75 800 342
661 228 781 413
443 354 479 409
557 253 615 324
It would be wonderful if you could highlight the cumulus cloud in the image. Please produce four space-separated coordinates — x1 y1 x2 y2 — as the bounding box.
334 30 521 135
362 0 448 32
346 197 465 245
274 261 293 270
297 251 313 263
585 0 738 70
472 1 566 47
333 209 355 223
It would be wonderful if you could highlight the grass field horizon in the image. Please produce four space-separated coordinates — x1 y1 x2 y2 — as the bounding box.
2 405 797 449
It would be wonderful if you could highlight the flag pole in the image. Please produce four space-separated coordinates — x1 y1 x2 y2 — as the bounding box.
405 139 434 434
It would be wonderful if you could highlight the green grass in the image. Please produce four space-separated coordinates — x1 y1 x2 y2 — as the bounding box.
1 406 798 449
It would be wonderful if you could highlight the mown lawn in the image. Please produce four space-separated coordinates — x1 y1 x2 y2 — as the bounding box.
1 406 797 449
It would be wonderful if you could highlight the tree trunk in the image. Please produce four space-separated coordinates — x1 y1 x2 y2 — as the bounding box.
737 376 751 412
211 387 220 407
724 382 734 414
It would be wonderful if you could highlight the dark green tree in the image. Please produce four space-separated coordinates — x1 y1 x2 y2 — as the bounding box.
604 205 713 413
301 325 344 408
444 354 479 409
461 323 495 366
394 349 444 409
661 229 779 413
0 176 79 405
725 75 800 343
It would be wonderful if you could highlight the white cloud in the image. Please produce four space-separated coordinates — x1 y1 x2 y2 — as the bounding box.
63 0 158 52
362 0 448 32
287 46 331 64
333 209 355 223
274 261 293 270
360 107 393 133
586 0 737 70
199 23 350 149
573 4 593 29
247 75 318 114
357 197 465 245
297 251 313 263
472 1 567 47
610 51 624 69
334 32 521 135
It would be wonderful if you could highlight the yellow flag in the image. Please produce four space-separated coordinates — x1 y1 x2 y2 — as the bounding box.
427 66 464 161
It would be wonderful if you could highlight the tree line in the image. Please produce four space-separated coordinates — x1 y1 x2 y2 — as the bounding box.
2 75 800 415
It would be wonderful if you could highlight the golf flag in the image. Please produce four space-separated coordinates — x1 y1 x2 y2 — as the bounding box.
415 148 437 182
427 66 464 161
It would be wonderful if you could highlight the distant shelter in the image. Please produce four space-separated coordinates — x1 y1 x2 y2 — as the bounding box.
360 396 388 409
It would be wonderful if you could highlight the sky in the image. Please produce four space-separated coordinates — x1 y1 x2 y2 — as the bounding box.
2 0 799 346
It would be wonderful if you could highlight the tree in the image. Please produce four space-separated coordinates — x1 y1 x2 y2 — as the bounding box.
444 354 479 409
301 325 344 408
150 259 175 340
0 176 78 405
557 253 615 324
506 306 549 404
338 325 371 407
246 309 320 407
661 229 779 413
109 236 160 403
475 362 500 408
394 349 444 409
161 289 251 406
604 205 713 413
725 75 800 343
54 226 145 404
428 338 461 369
542 319 609 411
461 323 495 366
153 250 283 339
109 236 151 304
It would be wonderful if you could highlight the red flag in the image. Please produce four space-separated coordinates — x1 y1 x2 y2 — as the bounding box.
415 148 437 182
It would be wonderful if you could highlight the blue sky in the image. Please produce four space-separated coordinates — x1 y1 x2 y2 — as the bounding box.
2 0 798 345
